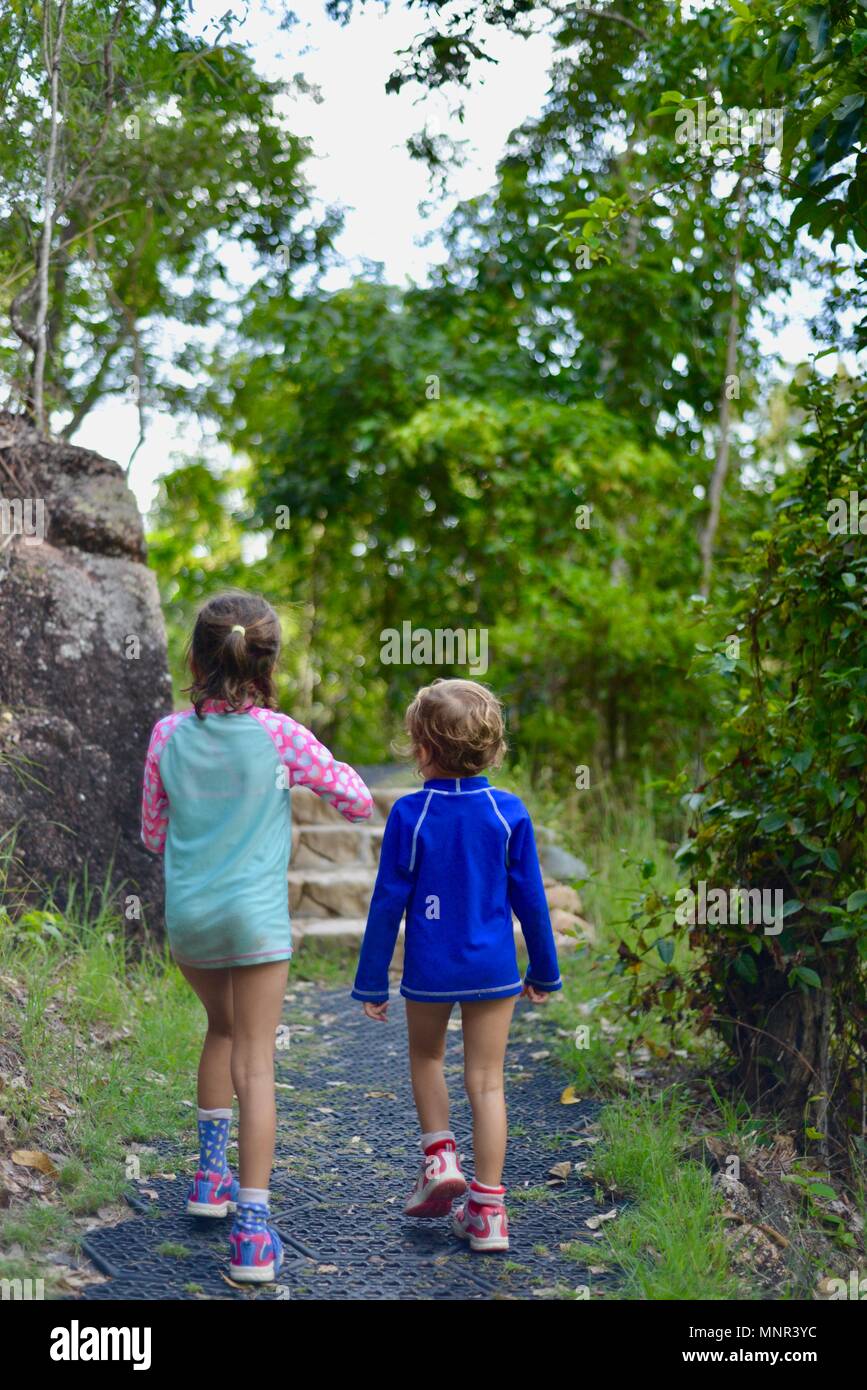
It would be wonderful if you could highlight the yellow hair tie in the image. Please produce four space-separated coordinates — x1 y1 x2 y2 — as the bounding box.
231 624 245 636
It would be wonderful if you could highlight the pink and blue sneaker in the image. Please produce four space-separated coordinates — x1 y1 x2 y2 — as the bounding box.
186 1168 240 1218
229 1202 284 1284
187 1110 238 1217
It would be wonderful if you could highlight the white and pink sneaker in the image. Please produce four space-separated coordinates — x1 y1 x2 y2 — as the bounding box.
404 1135 467 1218
452 1181 510 1252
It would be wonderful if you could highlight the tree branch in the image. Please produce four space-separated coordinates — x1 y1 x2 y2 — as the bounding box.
571 7 651 43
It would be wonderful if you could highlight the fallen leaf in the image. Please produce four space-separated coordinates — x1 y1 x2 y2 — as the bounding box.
585 1207 618 1231
559 1084 581 1106
12 1149 58 1177
548 1162 572 1181
317 1264 338 1274
364 1091 397 1099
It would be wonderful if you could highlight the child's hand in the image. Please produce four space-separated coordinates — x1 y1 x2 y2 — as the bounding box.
363 1001 388 1022
522 984 550 1005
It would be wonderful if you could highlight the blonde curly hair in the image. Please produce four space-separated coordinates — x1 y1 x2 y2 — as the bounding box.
403 678 507 777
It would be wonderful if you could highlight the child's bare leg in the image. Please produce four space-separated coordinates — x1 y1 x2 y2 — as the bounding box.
178 962 234 1109
461 997 516 1186
230 960 289 1190
406 1001 453 1134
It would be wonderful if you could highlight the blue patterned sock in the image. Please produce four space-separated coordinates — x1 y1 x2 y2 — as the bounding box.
197 1107 232 1174
235 1200 269 1232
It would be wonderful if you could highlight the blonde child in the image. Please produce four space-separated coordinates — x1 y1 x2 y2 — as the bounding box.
352 679 561 1251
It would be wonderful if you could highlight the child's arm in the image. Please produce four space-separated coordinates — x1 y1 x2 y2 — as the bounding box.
265 713 373 822
352 804 414 1004
507 810 563 994
141 722 170 853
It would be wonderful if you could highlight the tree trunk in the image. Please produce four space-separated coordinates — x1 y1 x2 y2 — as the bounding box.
32 0 69 435
699 177 746 597
721 940 843 1141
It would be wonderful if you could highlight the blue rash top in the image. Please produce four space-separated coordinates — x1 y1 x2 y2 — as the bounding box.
351 776 563 1004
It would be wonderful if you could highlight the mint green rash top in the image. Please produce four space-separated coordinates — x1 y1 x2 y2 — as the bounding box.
141 700 373 969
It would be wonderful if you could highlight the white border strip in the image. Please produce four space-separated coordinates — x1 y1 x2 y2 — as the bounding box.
401 980 522 998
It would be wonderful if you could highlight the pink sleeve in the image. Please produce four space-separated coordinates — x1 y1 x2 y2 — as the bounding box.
249 709 374 823
141 712 188 853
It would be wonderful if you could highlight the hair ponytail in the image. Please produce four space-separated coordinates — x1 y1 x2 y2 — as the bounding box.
186 591 281 718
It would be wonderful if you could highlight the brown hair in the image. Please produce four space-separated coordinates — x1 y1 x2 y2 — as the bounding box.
186 590 281 718
403 678 507 777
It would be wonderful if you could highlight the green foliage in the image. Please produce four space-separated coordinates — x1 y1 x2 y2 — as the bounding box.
626 372 867 1126
0 0 332 426
150 275 734 771
730 2 867 256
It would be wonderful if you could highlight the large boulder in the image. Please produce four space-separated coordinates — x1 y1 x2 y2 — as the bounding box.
0 413 171 932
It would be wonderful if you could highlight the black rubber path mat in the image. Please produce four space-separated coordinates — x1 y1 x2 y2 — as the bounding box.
79 986 615 1300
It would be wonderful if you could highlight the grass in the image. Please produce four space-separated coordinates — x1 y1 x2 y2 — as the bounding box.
0 838 361 1292
506 778 760 1298
590 1087 744 1300
291 936 359 986
0 905 205 1287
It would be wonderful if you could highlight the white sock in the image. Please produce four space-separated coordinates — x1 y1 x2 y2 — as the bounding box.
470 1180 505 1205
197 1107 232 1121
238 1187 269 1207
420 1129 455 1153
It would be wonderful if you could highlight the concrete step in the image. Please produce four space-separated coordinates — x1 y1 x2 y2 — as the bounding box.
292 823 385 868
288 865 376 919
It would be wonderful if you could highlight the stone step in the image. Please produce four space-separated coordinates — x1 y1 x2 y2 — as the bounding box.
292 823 385 868
288 864 591 940
371 786 412 819
290 784 410 826
290 786 375 826
292 915 405 964
293 915 581 954
287 779 594 947
288 866 377 919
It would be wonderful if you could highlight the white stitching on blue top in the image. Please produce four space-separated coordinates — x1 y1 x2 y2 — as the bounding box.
409 789 434 872
485 788 512 866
